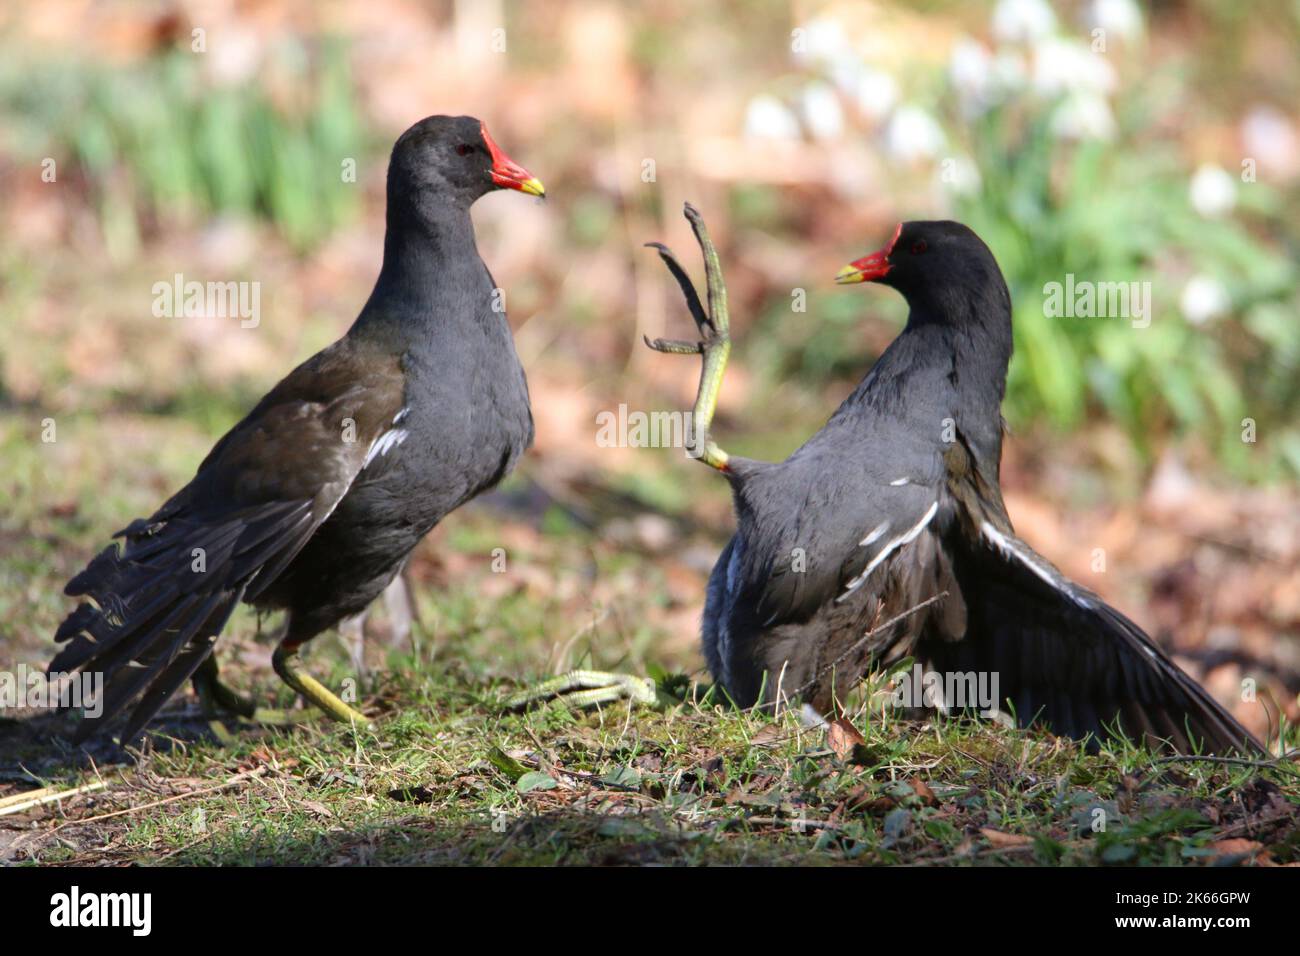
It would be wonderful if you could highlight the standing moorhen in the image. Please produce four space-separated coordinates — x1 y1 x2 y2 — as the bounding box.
518 204 1262 756
51 115 544 743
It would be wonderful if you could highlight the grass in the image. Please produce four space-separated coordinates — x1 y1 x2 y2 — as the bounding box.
5 668 1298 866
2 7 1297 867
2 406 1297 867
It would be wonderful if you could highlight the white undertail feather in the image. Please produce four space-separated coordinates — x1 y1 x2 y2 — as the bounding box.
860 521 890 547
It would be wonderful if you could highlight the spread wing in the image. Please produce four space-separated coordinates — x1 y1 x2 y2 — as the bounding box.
921 520 1263 754
728 440 947 627
921 428 1263 755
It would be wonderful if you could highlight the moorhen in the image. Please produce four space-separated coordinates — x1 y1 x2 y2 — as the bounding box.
51 115 544 743
517 204 1262 756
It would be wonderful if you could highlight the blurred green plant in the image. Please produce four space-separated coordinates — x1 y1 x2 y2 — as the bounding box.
0 39 370 254
740 2 1300 481
952 104 1299 480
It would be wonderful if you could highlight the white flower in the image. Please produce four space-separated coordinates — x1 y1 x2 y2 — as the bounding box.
1051 92 1115 140
992 0 1057 43
1087 0 1143 42
1180 275 1230 325
886 106 946 162
799 17 855 63
1241 106 1299 177
206 27 262 86
993 51 1029 92
801 83 844 140
744 95 802 142
951 38 994 91
1189 164 1236 218
854 69 899 120
950 39 998 116
1032 37 1117 96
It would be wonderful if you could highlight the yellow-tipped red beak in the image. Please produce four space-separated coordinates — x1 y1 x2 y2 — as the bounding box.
836 223 902 284
481 120 545 198
515 176 546 197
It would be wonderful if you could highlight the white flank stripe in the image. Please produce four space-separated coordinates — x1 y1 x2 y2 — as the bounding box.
838 501 939 601
890 477 910 486
363 428 409 468
860 521 891 547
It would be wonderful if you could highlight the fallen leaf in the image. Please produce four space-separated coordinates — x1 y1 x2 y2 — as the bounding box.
301 800 333 818
1209 839 1276 866
827 718 866 761
517 771 558 793
909 778 938 807
486 747 531 782
751 724 785 748
980 828 1033 849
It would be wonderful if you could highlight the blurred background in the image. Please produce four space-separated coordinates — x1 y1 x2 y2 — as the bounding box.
1 0 1297 738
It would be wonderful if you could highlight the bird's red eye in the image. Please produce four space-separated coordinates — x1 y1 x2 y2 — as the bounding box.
911 240 927 254
456 144 474 156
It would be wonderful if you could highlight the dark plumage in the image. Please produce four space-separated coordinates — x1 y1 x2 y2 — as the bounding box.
697 219 1261 755
51 115 543 742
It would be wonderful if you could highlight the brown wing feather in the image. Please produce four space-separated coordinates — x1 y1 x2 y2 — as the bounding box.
53 339 406 741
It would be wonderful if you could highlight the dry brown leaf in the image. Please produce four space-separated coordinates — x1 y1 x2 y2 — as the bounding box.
827 718 866 761
1209 839 1276 866
909 778 938 807
301 800 333 818
751 724 786 748
980 827 1033 849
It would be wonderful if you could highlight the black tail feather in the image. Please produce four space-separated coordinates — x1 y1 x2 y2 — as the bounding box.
118 585 247 742
53 499 308 741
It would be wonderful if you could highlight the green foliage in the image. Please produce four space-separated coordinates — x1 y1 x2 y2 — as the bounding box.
952 105 1299 479
0 39 370 253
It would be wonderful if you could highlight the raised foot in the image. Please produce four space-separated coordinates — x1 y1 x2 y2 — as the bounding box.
643 202 733 472
503 670 666 711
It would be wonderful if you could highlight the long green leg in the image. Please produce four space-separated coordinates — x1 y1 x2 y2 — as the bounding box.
192 653 256 742
191 651 325 738
272 641 369 726
643 202 732 472
193 653 257 718
503 670 672 711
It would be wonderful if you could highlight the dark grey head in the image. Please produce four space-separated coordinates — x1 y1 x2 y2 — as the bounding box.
387 114 544 220
835 220 1009 322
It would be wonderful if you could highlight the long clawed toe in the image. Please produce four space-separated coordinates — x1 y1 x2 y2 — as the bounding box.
643 204 733 472
502 670 667 711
